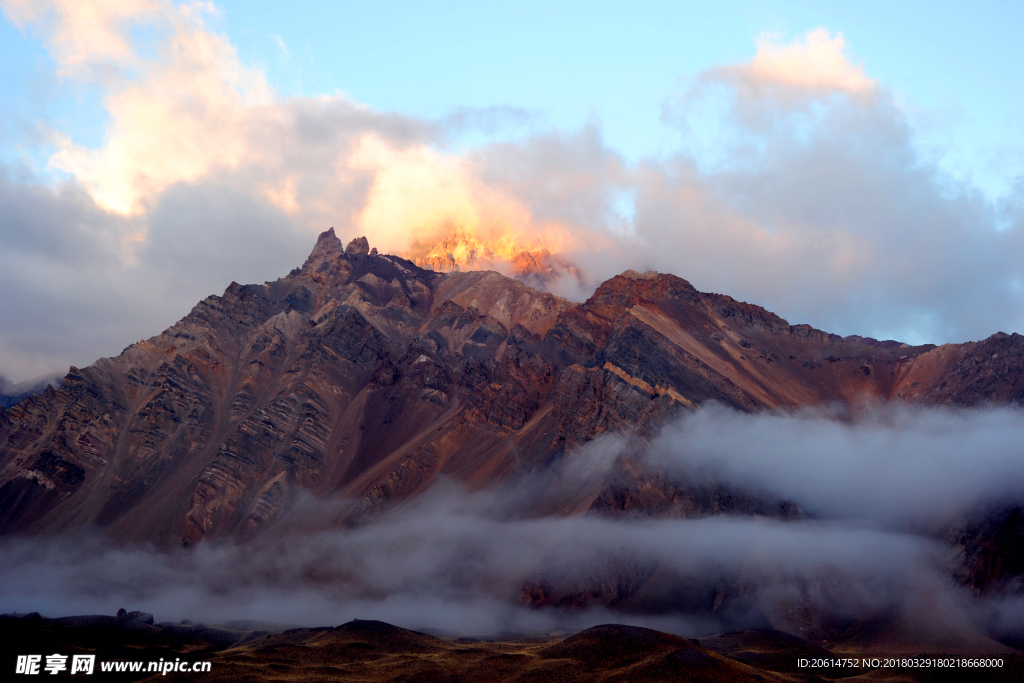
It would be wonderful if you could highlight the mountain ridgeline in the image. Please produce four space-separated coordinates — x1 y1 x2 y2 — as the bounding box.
2 229 1023 552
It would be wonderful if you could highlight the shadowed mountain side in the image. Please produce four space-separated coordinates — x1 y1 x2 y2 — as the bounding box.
2 229 1024 552
947 502 1024 599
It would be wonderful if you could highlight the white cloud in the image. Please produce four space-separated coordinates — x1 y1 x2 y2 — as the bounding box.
650 404 1024 529
744 28 875 93
1 0 161 75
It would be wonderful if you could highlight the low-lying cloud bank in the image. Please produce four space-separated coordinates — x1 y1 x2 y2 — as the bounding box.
1 405 1022 647
649 404 1024 530
0 503 963 638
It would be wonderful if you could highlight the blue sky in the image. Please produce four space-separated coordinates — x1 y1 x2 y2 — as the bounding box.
0 0 1023 380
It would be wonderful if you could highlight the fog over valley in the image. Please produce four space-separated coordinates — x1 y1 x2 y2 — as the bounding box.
2 405 1023 651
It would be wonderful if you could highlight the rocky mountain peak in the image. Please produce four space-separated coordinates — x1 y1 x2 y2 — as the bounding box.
619 269 661 280
302 227 343 270
345 236 370 255
584 271 700 320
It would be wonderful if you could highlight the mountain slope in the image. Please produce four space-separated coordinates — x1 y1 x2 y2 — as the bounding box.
2 229 1023 548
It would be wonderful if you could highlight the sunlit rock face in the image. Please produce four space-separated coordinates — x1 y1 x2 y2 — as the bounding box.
1 228 1023 558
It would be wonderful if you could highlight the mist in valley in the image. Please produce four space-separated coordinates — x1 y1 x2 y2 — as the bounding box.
1 404 1022 648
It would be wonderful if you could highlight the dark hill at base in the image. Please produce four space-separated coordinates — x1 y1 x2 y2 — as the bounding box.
4 612 1022 682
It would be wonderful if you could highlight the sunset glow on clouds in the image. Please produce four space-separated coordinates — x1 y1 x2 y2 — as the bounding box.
6 0 877 238
0 0 1022 381
351 133 589 268
5 0 575 260
6 0 273 215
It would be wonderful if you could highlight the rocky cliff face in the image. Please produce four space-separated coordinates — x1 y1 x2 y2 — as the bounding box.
2 230 1023 553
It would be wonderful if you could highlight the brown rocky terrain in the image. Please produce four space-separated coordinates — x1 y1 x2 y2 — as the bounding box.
2 229 1024 599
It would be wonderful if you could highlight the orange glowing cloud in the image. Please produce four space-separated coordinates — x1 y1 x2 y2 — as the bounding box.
350 134 585 279
5 0 275 217
55 6 271 215
8 0 587 284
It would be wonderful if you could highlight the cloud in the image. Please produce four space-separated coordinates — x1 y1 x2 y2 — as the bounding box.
2 9 1023 650
1 3 1023 381
0 162 310 380
649 404 1024 530
0 495 968 639
0 1 461 379
0 372 63 409
626 34 1022 345
351 129 623 279
1 0 161 76
2 0 565 257
721 28 875 95
3 0 428 223
37 1 272 216
352 134 533 259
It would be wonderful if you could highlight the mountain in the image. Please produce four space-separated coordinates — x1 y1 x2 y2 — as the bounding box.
2 229 1023 555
